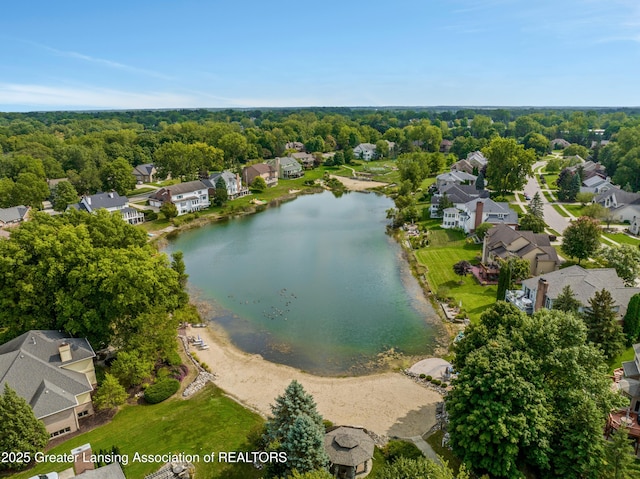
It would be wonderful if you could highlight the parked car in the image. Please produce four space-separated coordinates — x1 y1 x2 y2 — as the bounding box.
524 193 531 200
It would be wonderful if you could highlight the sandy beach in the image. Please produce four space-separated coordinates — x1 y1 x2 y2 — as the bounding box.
329 175 389 191
189 325 442 438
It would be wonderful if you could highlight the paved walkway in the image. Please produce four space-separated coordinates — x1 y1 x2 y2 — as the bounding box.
407 435 441 462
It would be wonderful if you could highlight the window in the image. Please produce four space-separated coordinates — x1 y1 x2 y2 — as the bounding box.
50 426 71 438
78 410 89 418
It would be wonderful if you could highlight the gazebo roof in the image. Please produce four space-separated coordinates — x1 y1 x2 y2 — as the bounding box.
325 426 375 468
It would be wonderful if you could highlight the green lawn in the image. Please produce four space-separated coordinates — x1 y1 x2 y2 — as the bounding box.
602 232 640 246
610 345 636 374
11 384 263 479
425 430 463 474
544 173 559 189
552 204 571 218
416 229 496 323
562 204 584 217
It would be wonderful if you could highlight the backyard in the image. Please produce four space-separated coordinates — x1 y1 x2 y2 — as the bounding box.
415 228 496 323
10 384 264 479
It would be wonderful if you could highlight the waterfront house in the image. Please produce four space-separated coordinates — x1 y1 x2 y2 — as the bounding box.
0 330 97 439
202 171 249 200
242 163 278 188
442 197 518 234
148 180 210 215
430 184 488 218
268 157 304 179
353 143 377 161
70 191 144 225
435 171 477 191
291 152 316 169
506 265 640 316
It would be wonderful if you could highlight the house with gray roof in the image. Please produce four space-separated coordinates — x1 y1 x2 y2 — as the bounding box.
620 344 640 417
353 143 377 161
291 152 316 169
242 163 278 188
0 205 30 226
506 265 640 316
0 330 97 439
132 163 158 184
148 180 210 215
430 184 488 218
435 171 477 191
70 192 144 225
580 175 614 194
268 157 303 179
482 223 559 276
442 197 518 234
324 426 374 479
202 171 249 200
595 186 640 223
466 150 488 168
551 138 571 149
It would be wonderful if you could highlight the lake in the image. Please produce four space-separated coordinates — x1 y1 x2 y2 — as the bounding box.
165 190 442 375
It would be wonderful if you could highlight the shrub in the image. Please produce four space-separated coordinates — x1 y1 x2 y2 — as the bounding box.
172 364 189 382
432 379 442 386
383 440 424 463
144 378 180 404
419 373 426 379
143 210 158 221
426 375 432 381
156 367 172 380
165 350 182 367
323 420 334 432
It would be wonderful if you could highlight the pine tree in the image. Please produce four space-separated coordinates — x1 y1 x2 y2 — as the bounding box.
475 171 485 191
265 380 324 444
553 285 581 314
623 294 640 345
583 289 625 361
0 384 48 471
496 262 512 301
436 192 453 217
602 426 640 479
282 414 329 475
528 191 544 219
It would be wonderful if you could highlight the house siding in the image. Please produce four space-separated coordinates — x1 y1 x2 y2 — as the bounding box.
42 408 78 437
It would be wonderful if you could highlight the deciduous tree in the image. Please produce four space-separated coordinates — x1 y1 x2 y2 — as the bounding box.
561 216 601 264
52 180 78 211
598 244 640 286
519 213 546 233
484 137 536 196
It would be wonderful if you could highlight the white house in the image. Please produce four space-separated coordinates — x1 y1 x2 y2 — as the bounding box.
353 143 377 161
466 151 488 169
149 180 210 215
580 176 614 194
203 172 249 200
441 197 519 234
595 187 640 222
70 192 144 225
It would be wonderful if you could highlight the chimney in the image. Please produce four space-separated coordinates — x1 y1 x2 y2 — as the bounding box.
534 278 549 312
71 443 95 475
473 200 484 231
59 342 72 362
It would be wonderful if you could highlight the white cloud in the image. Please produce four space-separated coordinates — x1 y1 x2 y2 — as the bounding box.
0 83 200 109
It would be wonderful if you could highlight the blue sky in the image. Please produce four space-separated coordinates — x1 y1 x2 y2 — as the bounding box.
1 0 639 111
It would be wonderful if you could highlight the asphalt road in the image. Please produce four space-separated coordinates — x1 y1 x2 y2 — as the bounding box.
524 161 571 234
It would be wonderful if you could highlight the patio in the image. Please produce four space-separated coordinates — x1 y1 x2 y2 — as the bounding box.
606 409 640 453
470 264 499 285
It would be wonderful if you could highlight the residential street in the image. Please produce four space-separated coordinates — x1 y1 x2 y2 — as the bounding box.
524 160 571 234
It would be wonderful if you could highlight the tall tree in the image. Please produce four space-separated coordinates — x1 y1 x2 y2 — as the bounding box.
281 414 329 475
52 180 79 212
483 137 536 196
0 384 48 471
519 213 546 233
583 289 625 361
213 176 228 206
601 426 640 479
437 192 453 217
448 304 624 479
101 157 135 195
598 244 640 286
623 294 640 345
561 216 601 264
528 191 544 219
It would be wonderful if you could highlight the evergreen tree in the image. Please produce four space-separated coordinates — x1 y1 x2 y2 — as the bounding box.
265 380 324 444
281 414 329 475
528 191 544 219
92 373 128 411
213 176 228 206
623 294 640 345
583 289 625 361
602 426 640 479
475 171 485 191
496 261 512 300
0 384 48 471
436 192 453 217
553 285 581 314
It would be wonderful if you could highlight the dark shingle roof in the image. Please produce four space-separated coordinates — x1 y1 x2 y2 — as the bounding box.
325 427 374 468
82 463 127 479
0 331 95 419
0 205 29 223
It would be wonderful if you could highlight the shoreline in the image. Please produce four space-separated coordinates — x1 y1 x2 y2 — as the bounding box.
189 323 443 438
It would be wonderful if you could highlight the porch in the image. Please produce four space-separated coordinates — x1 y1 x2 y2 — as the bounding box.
470 264 500 285
606 409 640 454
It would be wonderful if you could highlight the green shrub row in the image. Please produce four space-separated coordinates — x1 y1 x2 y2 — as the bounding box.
144 378 180 404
